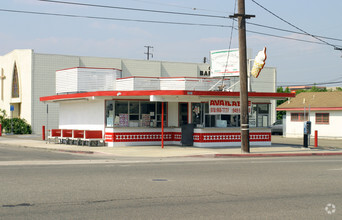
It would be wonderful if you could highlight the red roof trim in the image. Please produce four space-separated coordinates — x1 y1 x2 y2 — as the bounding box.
40 90 294 102
56 67 122 72
117 76 230 80
277 107 342 111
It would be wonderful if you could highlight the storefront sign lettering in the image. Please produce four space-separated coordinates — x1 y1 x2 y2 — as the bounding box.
209 99 252 115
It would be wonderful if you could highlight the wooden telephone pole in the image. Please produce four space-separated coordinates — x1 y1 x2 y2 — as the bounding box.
230 0 254 153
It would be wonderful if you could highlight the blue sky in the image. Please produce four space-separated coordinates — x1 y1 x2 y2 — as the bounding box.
1 0 341 87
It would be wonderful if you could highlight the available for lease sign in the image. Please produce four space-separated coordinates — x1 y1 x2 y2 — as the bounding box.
209 99 252 115
210 49 239 77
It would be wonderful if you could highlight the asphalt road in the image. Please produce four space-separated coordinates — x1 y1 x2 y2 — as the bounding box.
0 145 341 219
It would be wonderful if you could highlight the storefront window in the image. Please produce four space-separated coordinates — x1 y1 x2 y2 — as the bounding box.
157 102 167 127
203 103 240 128
105 100 115 127
105 100 167 128
192 103 202 126
204 103 215 127
115 101 128 127
251 104 270 127
179 103 188 126
129 102 139 121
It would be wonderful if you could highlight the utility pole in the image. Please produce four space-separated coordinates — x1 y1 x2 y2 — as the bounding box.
230 0 255 153
144 46 153 60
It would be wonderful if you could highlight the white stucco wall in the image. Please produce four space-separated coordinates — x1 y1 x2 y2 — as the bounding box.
59 100 105 132
0 49 33 124
33 53 80 134
285 111 342 138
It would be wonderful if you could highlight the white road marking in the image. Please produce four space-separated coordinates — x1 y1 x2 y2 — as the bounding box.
328 168 342 171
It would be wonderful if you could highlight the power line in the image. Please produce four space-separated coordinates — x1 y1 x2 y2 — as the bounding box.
121 0 230 14
38 0 230 19
1 7 341 48
0 8 232 28
242 29 337 46
279 80 342 87
251 0 342 50
245 21 342 42
39 0 342 45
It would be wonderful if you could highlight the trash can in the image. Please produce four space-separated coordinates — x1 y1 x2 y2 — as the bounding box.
181 124 195 146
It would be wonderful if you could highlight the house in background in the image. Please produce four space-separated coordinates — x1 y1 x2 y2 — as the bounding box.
277 91 342 139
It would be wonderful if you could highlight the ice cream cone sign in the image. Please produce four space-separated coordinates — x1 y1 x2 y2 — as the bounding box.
251 47 267 78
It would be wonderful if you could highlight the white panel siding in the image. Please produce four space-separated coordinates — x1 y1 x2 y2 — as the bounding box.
116 77 220 91
56 69 77 94
77 68 117 92
116 77 159 90
56 68 117 93
59 100 104 133
116 78 134 90
160 78 220 91
167 102 178 127
160 78 186 90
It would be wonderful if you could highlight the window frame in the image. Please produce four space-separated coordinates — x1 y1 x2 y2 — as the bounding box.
291 112 309 122
315 113 329 124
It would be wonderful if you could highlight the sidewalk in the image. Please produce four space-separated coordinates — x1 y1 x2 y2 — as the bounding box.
0 134 342 158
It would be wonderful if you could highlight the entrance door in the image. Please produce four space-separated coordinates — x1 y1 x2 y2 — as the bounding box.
10 103 21 118
179 103 188 126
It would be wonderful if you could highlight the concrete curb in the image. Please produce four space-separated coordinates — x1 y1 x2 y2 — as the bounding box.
2 136 342 158
213 152 342 158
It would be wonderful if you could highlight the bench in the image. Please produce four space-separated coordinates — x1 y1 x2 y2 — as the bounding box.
82 130 105 146
48 129 61 143
59 129 73 144
71 130 85 145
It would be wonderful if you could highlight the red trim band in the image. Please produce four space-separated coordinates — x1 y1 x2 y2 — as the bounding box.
41 90 294 102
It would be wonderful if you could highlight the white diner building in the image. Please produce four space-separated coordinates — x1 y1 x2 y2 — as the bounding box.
41 67 293 147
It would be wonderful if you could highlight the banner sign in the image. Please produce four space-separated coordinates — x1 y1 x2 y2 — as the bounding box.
209 99 252 115
210 49 239 77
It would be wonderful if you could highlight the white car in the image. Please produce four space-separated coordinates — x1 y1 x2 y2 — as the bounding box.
271 120 283 135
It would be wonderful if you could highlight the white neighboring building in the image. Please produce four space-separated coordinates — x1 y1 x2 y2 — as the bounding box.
277 91 342 139
0 49 278 134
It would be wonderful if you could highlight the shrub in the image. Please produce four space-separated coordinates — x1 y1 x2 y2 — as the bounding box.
0 109 32 134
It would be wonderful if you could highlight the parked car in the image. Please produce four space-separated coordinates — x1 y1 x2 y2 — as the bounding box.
271 120 283 135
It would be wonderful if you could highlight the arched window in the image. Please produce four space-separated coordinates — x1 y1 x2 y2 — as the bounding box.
12 62 19 98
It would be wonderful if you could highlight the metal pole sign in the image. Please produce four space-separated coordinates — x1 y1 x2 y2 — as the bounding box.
10 105 14 134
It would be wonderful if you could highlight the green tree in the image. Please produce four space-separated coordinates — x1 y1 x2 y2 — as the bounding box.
295 85 327 95
276 87 290 120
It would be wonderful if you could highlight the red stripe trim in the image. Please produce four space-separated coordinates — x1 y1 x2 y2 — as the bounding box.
117 76 230 80
277 107 342 111
57 67 121 72
41 90 294 101
104 131 270 143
